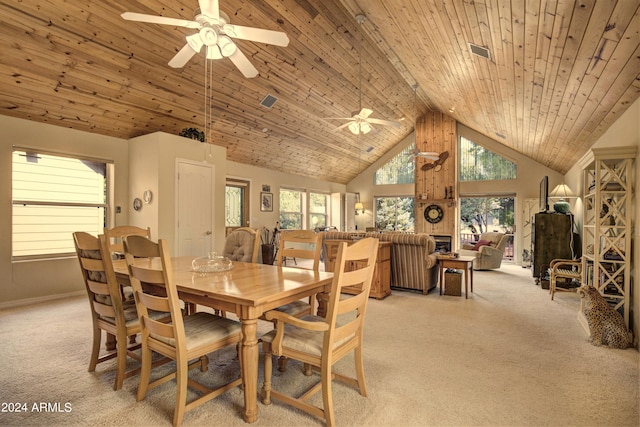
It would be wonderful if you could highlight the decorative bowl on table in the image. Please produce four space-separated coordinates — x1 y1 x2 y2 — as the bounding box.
192 253 232 273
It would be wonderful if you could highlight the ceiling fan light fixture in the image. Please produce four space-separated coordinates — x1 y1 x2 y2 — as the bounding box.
360 121 372 134
348 121 360 134
199 26 218 45
218 35 237 57
206 44 222 59
186 33 204 52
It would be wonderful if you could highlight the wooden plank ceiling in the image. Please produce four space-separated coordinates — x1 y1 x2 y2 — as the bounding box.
0 0 638 184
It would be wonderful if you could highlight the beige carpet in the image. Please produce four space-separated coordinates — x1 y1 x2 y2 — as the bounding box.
0 264 638 426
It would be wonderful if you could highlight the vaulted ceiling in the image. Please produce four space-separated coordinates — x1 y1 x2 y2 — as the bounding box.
1 1 638 184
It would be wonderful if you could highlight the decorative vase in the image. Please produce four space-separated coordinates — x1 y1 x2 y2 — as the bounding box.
553 199 571 214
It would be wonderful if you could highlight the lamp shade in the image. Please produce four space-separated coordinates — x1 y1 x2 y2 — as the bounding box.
549 183 576 199
354 201 364 211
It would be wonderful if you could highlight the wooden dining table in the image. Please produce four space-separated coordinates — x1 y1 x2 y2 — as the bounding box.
112 257 334 423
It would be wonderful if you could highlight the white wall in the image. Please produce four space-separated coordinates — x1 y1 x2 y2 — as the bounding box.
0 119 346 306
129 132 228 255
0 116 129 305
225 160 347 235
566 97 640 349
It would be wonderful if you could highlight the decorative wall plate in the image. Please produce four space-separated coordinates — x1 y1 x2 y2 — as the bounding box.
143 190 153 204
424 204 443 223
133 197 142 211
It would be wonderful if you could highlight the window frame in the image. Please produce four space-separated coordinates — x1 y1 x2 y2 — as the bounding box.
308 191 329 230
279 187 306 230
11 148 111 261
374 195 415 232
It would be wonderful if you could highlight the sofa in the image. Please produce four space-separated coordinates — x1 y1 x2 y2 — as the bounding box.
458 231 507 270
319 231 439 294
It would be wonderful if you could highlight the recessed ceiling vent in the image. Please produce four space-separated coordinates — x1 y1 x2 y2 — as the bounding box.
260 94 278 109
469 43 491 60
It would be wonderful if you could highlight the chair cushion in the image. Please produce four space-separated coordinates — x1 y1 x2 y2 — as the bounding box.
151 312 241 351
261 315 353 356
223 231 255 262
272 300 311 317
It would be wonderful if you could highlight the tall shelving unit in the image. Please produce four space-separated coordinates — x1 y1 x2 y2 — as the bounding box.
581 146 635 328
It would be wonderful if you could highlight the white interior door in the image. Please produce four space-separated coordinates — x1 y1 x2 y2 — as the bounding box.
176 160 214 256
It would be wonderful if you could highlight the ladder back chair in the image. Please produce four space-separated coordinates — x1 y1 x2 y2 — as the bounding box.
260 237 379 427
123 235 243 427
103 225 151 256
270 229 323 318
73 232 160 390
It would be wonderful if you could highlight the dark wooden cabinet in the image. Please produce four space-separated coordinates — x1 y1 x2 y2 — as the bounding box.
324 239 391 299
532 213 575 282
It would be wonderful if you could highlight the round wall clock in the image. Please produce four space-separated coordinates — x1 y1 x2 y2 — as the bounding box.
133 197 142 211
424 204 443 224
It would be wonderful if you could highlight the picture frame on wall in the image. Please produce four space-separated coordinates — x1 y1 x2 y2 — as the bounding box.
261 192 273 212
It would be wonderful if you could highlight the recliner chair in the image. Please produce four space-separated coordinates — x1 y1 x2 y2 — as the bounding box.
458 232 507 270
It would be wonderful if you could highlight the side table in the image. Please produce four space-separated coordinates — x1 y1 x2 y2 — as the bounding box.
437 255 475 299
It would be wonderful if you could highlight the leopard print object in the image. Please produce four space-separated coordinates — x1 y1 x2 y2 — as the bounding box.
578 285 632 349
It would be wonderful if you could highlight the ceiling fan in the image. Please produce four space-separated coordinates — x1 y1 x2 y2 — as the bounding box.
410 148 440 161
327 14 401 134
121 0 289 78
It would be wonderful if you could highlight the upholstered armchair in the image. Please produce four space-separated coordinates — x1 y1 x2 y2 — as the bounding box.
223 227 260 262
458 232 507 270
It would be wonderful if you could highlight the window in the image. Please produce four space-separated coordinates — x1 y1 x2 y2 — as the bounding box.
12 150 108 259
459 137 516 181
374 143 415 185
309 192 328 229
460 196 515 260
225 178 250 229
279 188 304 229
374 196 414 232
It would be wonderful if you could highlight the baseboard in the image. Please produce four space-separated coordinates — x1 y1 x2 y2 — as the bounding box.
0 291 85 310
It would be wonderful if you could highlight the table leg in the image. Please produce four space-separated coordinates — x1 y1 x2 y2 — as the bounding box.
240 317 259 423
470 264 474 293
106 332 116 351
464 268 469 299
439 265 444 295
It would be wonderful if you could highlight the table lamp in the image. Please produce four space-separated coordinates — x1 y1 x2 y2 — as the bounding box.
549 183 576 214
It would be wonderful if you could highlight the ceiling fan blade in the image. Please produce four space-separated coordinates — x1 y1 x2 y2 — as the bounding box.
325 117 355 121
228 48 258 78
367 118 402 127
198 0 220 21
333 122 353 132
121 12 199 29
358 108 373 118
223 24 290 47
168 43 198 68
421 155 440 161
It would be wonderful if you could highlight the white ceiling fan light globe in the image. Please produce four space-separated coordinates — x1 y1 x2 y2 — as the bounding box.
186 33 204 52
206 45 222 59
217 35 237 57
360 121 372 134
348 122 359 134
199 26 218 45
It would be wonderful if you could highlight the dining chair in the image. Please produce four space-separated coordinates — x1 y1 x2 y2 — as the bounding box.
103 225 152 257
222 227 261 262
123 235 243 427
73 232 165 390
549 258 582 300
260 237 379 427
270 229 323 318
